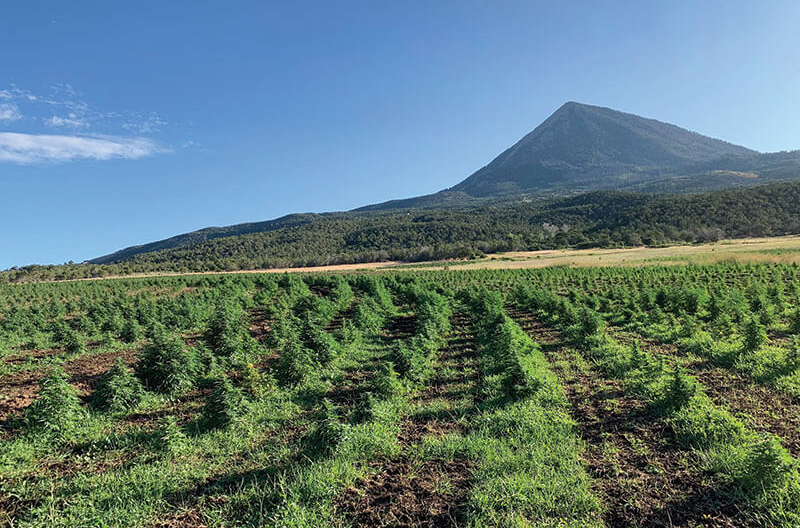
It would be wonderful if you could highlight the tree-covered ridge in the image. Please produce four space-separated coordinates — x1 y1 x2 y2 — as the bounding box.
4 181 800 282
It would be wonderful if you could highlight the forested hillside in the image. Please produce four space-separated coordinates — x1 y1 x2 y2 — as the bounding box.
5 181 800 282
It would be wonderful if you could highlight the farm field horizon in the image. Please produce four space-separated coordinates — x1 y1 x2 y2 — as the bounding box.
13 234 800 285
3 261 800 526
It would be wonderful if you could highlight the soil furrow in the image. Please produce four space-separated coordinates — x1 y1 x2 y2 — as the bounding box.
610 327 800 458
511 310 740 528
337 311 477 528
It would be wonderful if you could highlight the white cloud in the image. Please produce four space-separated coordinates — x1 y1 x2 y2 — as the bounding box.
45 114 89 128
0 132 168 164
0 103 21 121
123 114 167 133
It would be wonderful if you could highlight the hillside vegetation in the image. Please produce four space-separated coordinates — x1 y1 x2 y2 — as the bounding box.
5 181 800 283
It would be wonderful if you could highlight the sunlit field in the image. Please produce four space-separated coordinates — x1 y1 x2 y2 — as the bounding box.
3 263 800 526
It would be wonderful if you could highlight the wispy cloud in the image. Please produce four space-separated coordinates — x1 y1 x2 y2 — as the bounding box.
0 132 167 164
0 103 21 121
0 84 173 164
45 114 89 128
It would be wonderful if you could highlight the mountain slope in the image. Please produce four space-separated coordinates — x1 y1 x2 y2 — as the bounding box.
449 101 757 196
90 213 323 264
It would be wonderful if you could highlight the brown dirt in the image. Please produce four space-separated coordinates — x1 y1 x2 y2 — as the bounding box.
336 457 472 528
696 366 800 457
0 493 38 527
2 347 62 366
151 508 208 528
400 312 478 441
512 312 741 528
384 314 417 340
248 307 273 343
325 298 359 333
397 418 464 446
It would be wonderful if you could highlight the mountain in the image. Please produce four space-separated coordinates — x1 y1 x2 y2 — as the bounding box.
358 102 800 210
449 101 757 196
82 101 800 266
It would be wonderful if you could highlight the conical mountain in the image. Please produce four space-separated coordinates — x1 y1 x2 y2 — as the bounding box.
449 102 757 196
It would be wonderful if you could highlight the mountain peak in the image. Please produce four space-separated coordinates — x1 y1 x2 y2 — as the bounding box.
450 102 756 196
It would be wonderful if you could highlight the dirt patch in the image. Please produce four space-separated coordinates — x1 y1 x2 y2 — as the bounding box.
336 310 478 526
336 458 472 528
384 314 417 340
327 368 375 409
325 298 359 333
248 307 273 343
0 492 38 527
151 508 207 528
2 347 63 366
692 366 800 457
398 418 463 445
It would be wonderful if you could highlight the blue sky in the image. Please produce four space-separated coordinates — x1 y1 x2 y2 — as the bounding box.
2 1 799 268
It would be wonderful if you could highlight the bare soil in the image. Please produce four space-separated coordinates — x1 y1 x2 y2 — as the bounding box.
337 311 478 527
336 457 472 528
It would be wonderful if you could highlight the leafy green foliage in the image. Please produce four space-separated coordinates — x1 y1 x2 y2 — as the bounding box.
92 358 145 412
135 329 198 395
24 367 85 440
201 377 247 429
743 318 769 353
8 181 800 282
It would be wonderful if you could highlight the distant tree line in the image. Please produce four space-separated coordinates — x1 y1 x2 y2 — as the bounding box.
4 181 800 283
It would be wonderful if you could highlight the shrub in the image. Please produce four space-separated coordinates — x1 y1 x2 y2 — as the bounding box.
201 377 247 429
236 362 273 398
92 358 145 412
304 325 341 365
629 341 647 369
353 298 383 331
205 300 248 357
307 400 349 455
156 415 188 455
372 363 406 399
135 330 198 395
276 343 317 386
743 318 768 353
391 343 431 383
502 352 543 400
790 309 800 335
577 307 604 338
120 319 143 343
334 320 363 353
790 337 800 369
62 329 86 355
739 438 797 494
24 367 85 439
664 368 696 411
